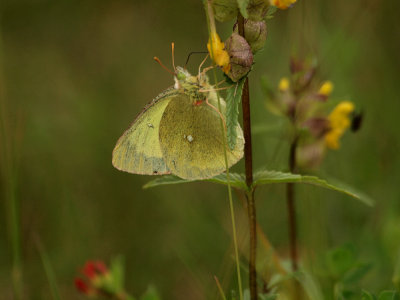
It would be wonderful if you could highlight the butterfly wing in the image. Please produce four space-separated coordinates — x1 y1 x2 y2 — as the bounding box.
159 93 244 180
112 89 177 175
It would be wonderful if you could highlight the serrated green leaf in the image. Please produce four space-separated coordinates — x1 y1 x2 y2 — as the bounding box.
237 0 249 18
378 291 400 300
143 173 247 190
362 290 377 300
253 170 374 206
226 77 245 149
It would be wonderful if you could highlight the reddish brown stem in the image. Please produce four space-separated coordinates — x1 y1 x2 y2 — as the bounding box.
238 13 257 300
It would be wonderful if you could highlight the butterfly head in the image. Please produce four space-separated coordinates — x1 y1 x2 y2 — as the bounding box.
174 66 208 90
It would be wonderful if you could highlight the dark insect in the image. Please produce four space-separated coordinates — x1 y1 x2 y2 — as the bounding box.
351 110 364 132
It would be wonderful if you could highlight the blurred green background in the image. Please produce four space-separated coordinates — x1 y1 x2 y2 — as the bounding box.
1 0 399 299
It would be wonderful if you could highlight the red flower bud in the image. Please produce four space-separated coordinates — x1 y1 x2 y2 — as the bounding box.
75 278 90 294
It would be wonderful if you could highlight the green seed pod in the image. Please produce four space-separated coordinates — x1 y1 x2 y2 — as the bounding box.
225 33 253 82
212 0 239 22
234 19 267 53
247 0 270 21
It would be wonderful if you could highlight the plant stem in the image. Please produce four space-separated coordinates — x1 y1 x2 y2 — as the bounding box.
0 15 23 300
204 2 243 299
287 138 298 272
237 14 257 300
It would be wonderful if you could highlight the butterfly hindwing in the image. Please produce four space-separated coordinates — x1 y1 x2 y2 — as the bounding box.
158 93 244 180
112 89 177 175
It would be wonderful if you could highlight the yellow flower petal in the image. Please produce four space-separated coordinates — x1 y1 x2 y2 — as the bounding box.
319 81 334 96
279 77 290 92
207 32 231 73
325 101 355 149
271 0 297 10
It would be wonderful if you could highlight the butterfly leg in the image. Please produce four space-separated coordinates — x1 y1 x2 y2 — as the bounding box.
198 54 209 75
205 97 227 133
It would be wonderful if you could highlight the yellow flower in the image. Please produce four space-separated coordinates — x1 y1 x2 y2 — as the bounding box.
279 77 290 92
319 81 334 96
325 101 355 149
207 31 231 73
271 0 297 10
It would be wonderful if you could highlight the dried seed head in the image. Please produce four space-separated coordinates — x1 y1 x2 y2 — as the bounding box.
224 33 253 82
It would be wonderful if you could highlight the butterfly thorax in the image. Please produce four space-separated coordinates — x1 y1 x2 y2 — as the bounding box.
174 66 211 104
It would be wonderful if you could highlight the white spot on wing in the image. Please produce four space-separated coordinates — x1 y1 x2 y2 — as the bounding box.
187 135 194 142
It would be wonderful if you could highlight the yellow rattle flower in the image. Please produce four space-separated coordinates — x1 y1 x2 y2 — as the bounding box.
325 101 355 149
207 31 231 74
279 77 290 92
271 0 297 10
319 81 334 96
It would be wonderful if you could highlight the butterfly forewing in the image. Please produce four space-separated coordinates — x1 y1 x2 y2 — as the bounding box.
112 89 177 175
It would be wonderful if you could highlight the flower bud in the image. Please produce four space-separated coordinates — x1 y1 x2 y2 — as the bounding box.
234 20 267 53
224 33 253 82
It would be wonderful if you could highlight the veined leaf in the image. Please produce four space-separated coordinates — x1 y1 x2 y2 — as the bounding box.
143 173 247 190
226 77 246 149
237 0 250 18
253 170 374 206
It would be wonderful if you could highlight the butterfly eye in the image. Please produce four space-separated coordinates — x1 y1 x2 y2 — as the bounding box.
177 72 186 80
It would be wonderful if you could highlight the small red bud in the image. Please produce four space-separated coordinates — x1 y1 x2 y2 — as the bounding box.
75 278 90 294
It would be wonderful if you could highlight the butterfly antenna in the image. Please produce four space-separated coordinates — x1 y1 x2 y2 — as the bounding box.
184 51 209 69
153 56 175 75
171 42 176 72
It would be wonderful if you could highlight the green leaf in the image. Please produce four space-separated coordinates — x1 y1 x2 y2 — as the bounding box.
226 77 245 149
110 255 125 292
253 170 374 206
378 291 400 300
265 5 277 19
342 263 372 285
212 0 239 22
237 0 249 18
362 290 377 300
326 244 356 278
143 173 247 190
141 285 161 300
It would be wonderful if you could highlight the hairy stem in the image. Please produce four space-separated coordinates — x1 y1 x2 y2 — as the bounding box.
237 13 257 300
